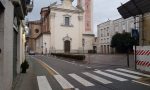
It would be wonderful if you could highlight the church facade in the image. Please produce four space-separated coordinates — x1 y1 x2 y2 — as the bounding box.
49 0 84 53
28 0 95 54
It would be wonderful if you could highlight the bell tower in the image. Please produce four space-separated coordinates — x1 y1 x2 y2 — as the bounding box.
78 0 93 34
61 0 74 7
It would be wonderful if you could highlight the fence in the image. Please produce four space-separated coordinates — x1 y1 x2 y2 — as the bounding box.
135 46 150 72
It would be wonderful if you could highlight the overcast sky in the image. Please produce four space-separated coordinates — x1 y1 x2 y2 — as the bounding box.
27 0 129 35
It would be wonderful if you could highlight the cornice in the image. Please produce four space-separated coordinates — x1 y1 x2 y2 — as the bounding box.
50 7 83 14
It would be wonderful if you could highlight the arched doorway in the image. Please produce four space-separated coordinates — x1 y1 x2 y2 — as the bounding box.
64 40 70 53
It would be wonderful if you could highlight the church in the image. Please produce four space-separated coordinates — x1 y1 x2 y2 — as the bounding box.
28 0 95 54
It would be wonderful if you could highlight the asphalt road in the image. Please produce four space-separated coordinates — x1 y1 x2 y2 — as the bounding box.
27 55 150 90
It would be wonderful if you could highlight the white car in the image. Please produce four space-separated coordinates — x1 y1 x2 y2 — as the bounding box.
29 51 35 55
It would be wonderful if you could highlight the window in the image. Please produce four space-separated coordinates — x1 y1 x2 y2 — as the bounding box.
65 17 70 26
62 14 73 27
35 29 39 33
107 33 109 36
107 38 109 43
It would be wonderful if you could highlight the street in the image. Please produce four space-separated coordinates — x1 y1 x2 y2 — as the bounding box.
25 55 150 90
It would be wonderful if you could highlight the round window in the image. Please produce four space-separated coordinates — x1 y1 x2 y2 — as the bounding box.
35 29 39 33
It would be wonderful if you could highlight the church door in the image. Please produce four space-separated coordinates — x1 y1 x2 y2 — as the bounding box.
64 40 70 53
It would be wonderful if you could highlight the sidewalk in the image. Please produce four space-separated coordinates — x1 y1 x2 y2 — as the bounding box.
84 54 135 68
12 60 38 90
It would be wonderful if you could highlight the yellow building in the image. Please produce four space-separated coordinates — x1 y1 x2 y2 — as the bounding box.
140 13 150 45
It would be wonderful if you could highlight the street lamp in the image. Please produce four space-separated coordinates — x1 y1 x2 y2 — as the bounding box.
41 46 43 54
82 38 85 54
44 42 47 54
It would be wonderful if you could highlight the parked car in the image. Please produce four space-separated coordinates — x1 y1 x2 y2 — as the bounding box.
29 51 35 55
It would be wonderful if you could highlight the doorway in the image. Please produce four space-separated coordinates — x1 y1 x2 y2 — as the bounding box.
64 40 70 53
13 30 17 81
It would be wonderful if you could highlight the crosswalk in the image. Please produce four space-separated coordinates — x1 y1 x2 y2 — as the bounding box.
37 68 150 90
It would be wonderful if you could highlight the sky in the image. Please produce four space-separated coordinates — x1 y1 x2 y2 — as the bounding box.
27 0 129 35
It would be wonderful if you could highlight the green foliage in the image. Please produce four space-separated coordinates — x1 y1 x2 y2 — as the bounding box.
21 60 29 73
111 32 136 53
51 53 85 60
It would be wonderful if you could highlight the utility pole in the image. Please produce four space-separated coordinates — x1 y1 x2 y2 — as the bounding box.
134 16 137 70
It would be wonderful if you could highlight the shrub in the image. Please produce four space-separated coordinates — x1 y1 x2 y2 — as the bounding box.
51 53 85 60
88 50 96 54
21 60 29 73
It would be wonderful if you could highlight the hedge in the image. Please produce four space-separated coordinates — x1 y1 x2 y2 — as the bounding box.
51 53 85 60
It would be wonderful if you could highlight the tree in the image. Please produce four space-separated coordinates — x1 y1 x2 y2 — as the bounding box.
111 32 135 53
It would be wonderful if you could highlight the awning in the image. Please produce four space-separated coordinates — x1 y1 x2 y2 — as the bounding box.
117 0 150 19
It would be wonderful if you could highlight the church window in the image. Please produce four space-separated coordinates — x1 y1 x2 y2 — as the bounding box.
65 17 70 26
35 29 39 33
62 14 73 27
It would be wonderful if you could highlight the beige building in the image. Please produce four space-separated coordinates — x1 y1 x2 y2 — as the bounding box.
28 0 95 54
140 13 150 45
0 0 33 90
35 7 50 54
97 17 140 54
27 20 41 52
49 0 84 53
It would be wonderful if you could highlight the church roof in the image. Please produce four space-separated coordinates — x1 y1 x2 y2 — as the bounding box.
50 0 84 13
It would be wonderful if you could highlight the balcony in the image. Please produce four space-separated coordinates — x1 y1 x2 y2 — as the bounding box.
26 0 33 12
11 0 33 19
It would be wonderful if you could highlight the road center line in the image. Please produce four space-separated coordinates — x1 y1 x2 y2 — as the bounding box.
32 56 60 75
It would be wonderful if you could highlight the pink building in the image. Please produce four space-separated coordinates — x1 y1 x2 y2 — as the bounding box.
77 0 95 53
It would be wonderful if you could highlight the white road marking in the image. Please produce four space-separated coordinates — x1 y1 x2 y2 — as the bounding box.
83 72 112 84
132 80 150 87
87 67 92 69
94 69 99 71
54 75 74 89
75 88 80 90
80 65 84 67
37 76 52 90
116 68 150 78
69 73 95 87
94 70 128 81
106 70 142 79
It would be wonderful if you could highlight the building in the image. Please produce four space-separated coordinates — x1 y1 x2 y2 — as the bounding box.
49 0 84 53
0 0 33 90
28 0 95 54
139 13 150 45
79 0 95 53
97 17 139 54
97 20 114 54
27 20 41 53
35 7 50 54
